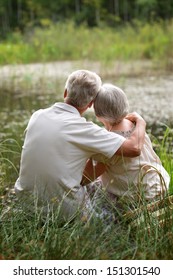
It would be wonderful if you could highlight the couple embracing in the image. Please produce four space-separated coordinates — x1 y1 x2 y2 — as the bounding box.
15 70 170 221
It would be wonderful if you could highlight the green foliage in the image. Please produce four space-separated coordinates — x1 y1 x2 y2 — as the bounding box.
1 0 173 38
0 138 21 192
150 125 173 193
0 20 173 66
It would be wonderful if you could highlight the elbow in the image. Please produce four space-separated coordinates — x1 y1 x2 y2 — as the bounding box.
131 147 141 157
117 141 143 157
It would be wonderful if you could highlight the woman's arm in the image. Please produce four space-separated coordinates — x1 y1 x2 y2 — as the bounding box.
81 158 106 186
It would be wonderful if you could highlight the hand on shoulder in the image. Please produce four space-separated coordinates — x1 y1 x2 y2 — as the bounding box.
125 112 146 126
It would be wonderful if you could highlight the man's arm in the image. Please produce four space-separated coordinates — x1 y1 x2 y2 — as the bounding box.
115 112 146 157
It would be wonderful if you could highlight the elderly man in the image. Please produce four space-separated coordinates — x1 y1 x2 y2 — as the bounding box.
15 70 146 221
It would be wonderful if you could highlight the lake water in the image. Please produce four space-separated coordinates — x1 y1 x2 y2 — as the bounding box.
0 61 173 143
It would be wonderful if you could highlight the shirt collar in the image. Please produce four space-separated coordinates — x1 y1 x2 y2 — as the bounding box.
53 102 80 116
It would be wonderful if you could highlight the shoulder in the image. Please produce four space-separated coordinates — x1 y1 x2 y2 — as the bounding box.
83 120 124 139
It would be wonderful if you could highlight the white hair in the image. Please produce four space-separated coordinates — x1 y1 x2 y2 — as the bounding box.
65 70 102 108
94 83 129 125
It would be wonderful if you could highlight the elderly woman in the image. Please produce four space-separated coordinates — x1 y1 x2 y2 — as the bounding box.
83 83 170 206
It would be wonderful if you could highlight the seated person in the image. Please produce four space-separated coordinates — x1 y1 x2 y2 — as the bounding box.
82 84 170 206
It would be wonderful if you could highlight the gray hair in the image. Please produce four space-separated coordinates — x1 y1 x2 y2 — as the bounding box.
94 83 129 125
65 70 102 108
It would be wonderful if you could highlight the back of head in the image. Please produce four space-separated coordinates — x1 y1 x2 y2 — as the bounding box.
94 83 129 125
65 70 102 108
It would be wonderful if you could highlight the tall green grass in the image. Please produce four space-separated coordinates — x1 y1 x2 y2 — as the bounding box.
0 20 173 69
150 125 173 193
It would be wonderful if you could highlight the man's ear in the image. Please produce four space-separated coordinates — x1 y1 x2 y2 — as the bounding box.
64 89 68 98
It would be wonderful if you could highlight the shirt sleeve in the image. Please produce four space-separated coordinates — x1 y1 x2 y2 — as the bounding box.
67 120 126 159
88 122 126 158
